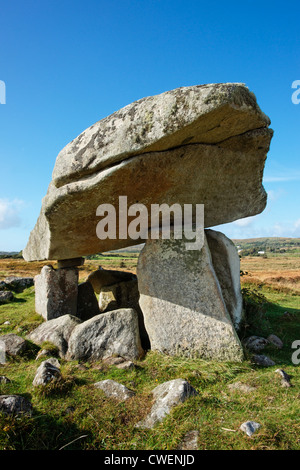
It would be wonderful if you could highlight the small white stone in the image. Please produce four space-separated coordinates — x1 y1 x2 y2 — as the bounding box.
240 421 261 437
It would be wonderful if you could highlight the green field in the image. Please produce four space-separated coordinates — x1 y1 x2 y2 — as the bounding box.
0 254 299 450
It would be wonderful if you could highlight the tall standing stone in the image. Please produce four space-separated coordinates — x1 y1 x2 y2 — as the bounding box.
137 233 243 361
34 265 78 320
206 229 244 330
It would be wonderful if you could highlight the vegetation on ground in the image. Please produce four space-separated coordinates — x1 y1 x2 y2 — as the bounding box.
0 251 299 450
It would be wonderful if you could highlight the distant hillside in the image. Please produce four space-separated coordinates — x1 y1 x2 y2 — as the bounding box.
112 237 300 257
0 251 22 259
232 237 300 256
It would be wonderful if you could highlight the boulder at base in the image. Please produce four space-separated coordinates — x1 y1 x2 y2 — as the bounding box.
66 308 144 361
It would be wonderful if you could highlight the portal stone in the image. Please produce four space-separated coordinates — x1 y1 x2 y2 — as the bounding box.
34 265 78 320
137 233 244 361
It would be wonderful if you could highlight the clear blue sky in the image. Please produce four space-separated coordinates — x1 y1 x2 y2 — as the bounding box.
0 0 299 251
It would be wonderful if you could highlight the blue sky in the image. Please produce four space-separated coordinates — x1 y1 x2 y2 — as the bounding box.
0 0 299 251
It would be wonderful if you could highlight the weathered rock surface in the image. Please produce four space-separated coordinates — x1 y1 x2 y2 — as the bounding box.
94 379 135 401
177 430 199 450
0 395 33 416
0 376 11 384
34 265 78 320
32 358 61 386
23 83 272 261
137 233 244 361
77 281 100 321
3 276 34 293
88 268 136 294
251 354 275 367
99 278 150 350
66 308 144 361
102 356 135 370
0 334 27 357
227 381 256 393
0 291 14 304
240 421 261 437
275 369 292 388
267 334 283 349
136 379 198 429
206 229 243 329
27 314 81 358
243 336 269 352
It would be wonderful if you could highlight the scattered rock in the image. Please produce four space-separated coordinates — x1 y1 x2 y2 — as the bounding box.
0 334 28 357
137 233 243 361
3 277 34 293
0 281 6 291
3 321 11 325
251 354 275 367
267 334 283 349
77 281 100 321
94 379 135 401
0 291 14 304
35 349 55 360
228 381 256 393
136 379 198 429
0 376 11 384
27 314 81 358
32 358 61 387
66 308 144 362
243 336 269 352
34 265 78 320
177 430 199 450
103 356 126 366
275 369 292 388
240 421 261 437
116 361 135 370
0 395 33 416
102 356 135 370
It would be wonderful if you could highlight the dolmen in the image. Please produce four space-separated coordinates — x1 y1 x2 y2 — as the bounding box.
23 83 273 361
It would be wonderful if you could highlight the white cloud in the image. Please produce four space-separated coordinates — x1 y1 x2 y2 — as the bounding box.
263 171 300 183
232 215 259 227
0 199 24 230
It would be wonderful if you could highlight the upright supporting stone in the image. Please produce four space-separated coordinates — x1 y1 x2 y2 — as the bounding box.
206 229 244 330
57 257 84 269
137 233 244 361
34 265 78 320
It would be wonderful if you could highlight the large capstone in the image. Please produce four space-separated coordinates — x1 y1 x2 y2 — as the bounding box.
23 83 272 261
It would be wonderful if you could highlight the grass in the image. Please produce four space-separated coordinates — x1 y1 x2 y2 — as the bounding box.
0 255 299 450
